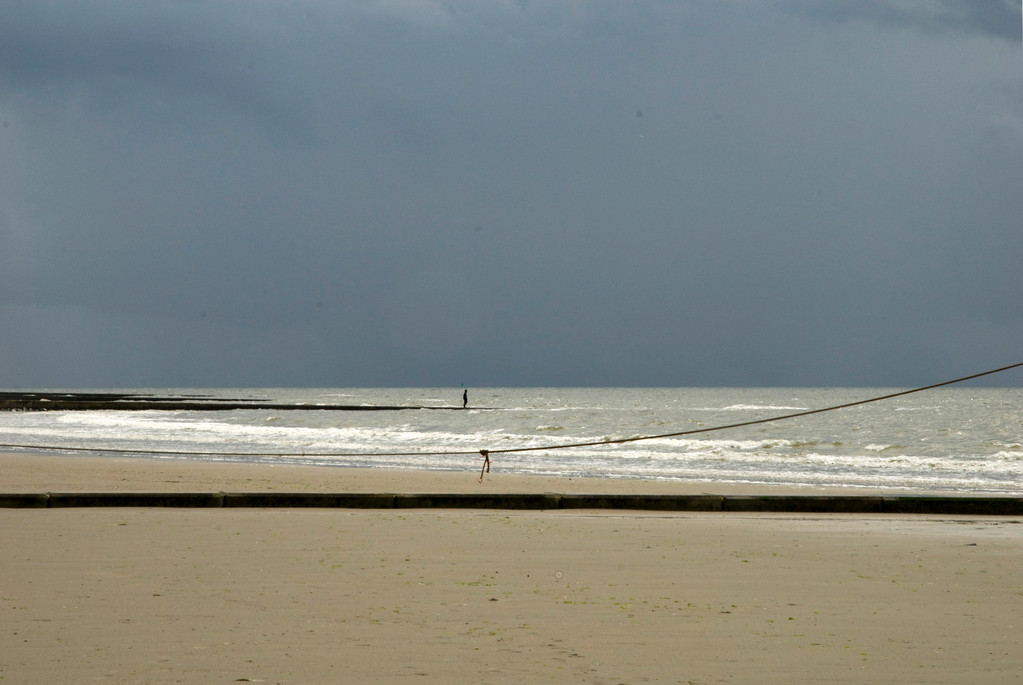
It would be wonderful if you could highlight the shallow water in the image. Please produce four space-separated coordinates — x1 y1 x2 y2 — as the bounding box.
1 387 1020 493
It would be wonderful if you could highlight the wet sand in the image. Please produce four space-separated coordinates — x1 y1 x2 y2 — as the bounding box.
2 452 1021 683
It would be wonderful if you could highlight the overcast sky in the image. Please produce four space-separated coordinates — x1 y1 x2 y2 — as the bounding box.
1 0 1021 388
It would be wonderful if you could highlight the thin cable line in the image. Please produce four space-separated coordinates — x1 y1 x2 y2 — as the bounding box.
482 362 1023 456
1 363 1019 461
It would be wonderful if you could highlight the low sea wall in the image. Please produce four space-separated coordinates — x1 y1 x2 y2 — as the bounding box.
2 492 1021 515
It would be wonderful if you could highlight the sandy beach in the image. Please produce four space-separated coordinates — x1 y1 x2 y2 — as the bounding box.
2 452 1022 683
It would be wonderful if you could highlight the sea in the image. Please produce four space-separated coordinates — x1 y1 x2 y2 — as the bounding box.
1 387 1020 494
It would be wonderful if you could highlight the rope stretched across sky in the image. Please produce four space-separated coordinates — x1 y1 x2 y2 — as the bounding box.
1 363 1020 465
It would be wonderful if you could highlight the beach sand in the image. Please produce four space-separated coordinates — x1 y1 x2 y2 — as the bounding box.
2 452 1022 683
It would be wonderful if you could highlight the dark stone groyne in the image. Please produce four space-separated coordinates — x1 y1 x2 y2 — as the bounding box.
2 492 1021 516
0 391 465 412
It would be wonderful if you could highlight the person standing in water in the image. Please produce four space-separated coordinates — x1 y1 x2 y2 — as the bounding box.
463 388 468 408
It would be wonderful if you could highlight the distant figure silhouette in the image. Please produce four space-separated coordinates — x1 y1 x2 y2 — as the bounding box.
463 389 468 408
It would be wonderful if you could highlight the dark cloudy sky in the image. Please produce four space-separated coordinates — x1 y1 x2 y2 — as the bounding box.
1 0 1021 388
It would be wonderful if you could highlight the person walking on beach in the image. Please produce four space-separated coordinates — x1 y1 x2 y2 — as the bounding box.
463 388 468 408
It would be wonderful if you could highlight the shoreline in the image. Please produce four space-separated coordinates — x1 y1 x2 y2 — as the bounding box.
4 453 1022 515
0 450 997 496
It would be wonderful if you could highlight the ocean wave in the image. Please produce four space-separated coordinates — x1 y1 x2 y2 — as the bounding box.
2 386 1019 493
719 404 808 411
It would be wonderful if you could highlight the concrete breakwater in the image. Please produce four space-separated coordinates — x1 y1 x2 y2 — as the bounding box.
2 491 1022 515
0 391 462 412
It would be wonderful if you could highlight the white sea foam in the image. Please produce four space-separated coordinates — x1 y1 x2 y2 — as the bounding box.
719 404 808 411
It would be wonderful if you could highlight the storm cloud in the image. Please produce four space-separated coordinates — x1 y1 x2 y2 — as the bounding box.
1 0 1021 387
786 0 1022 42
